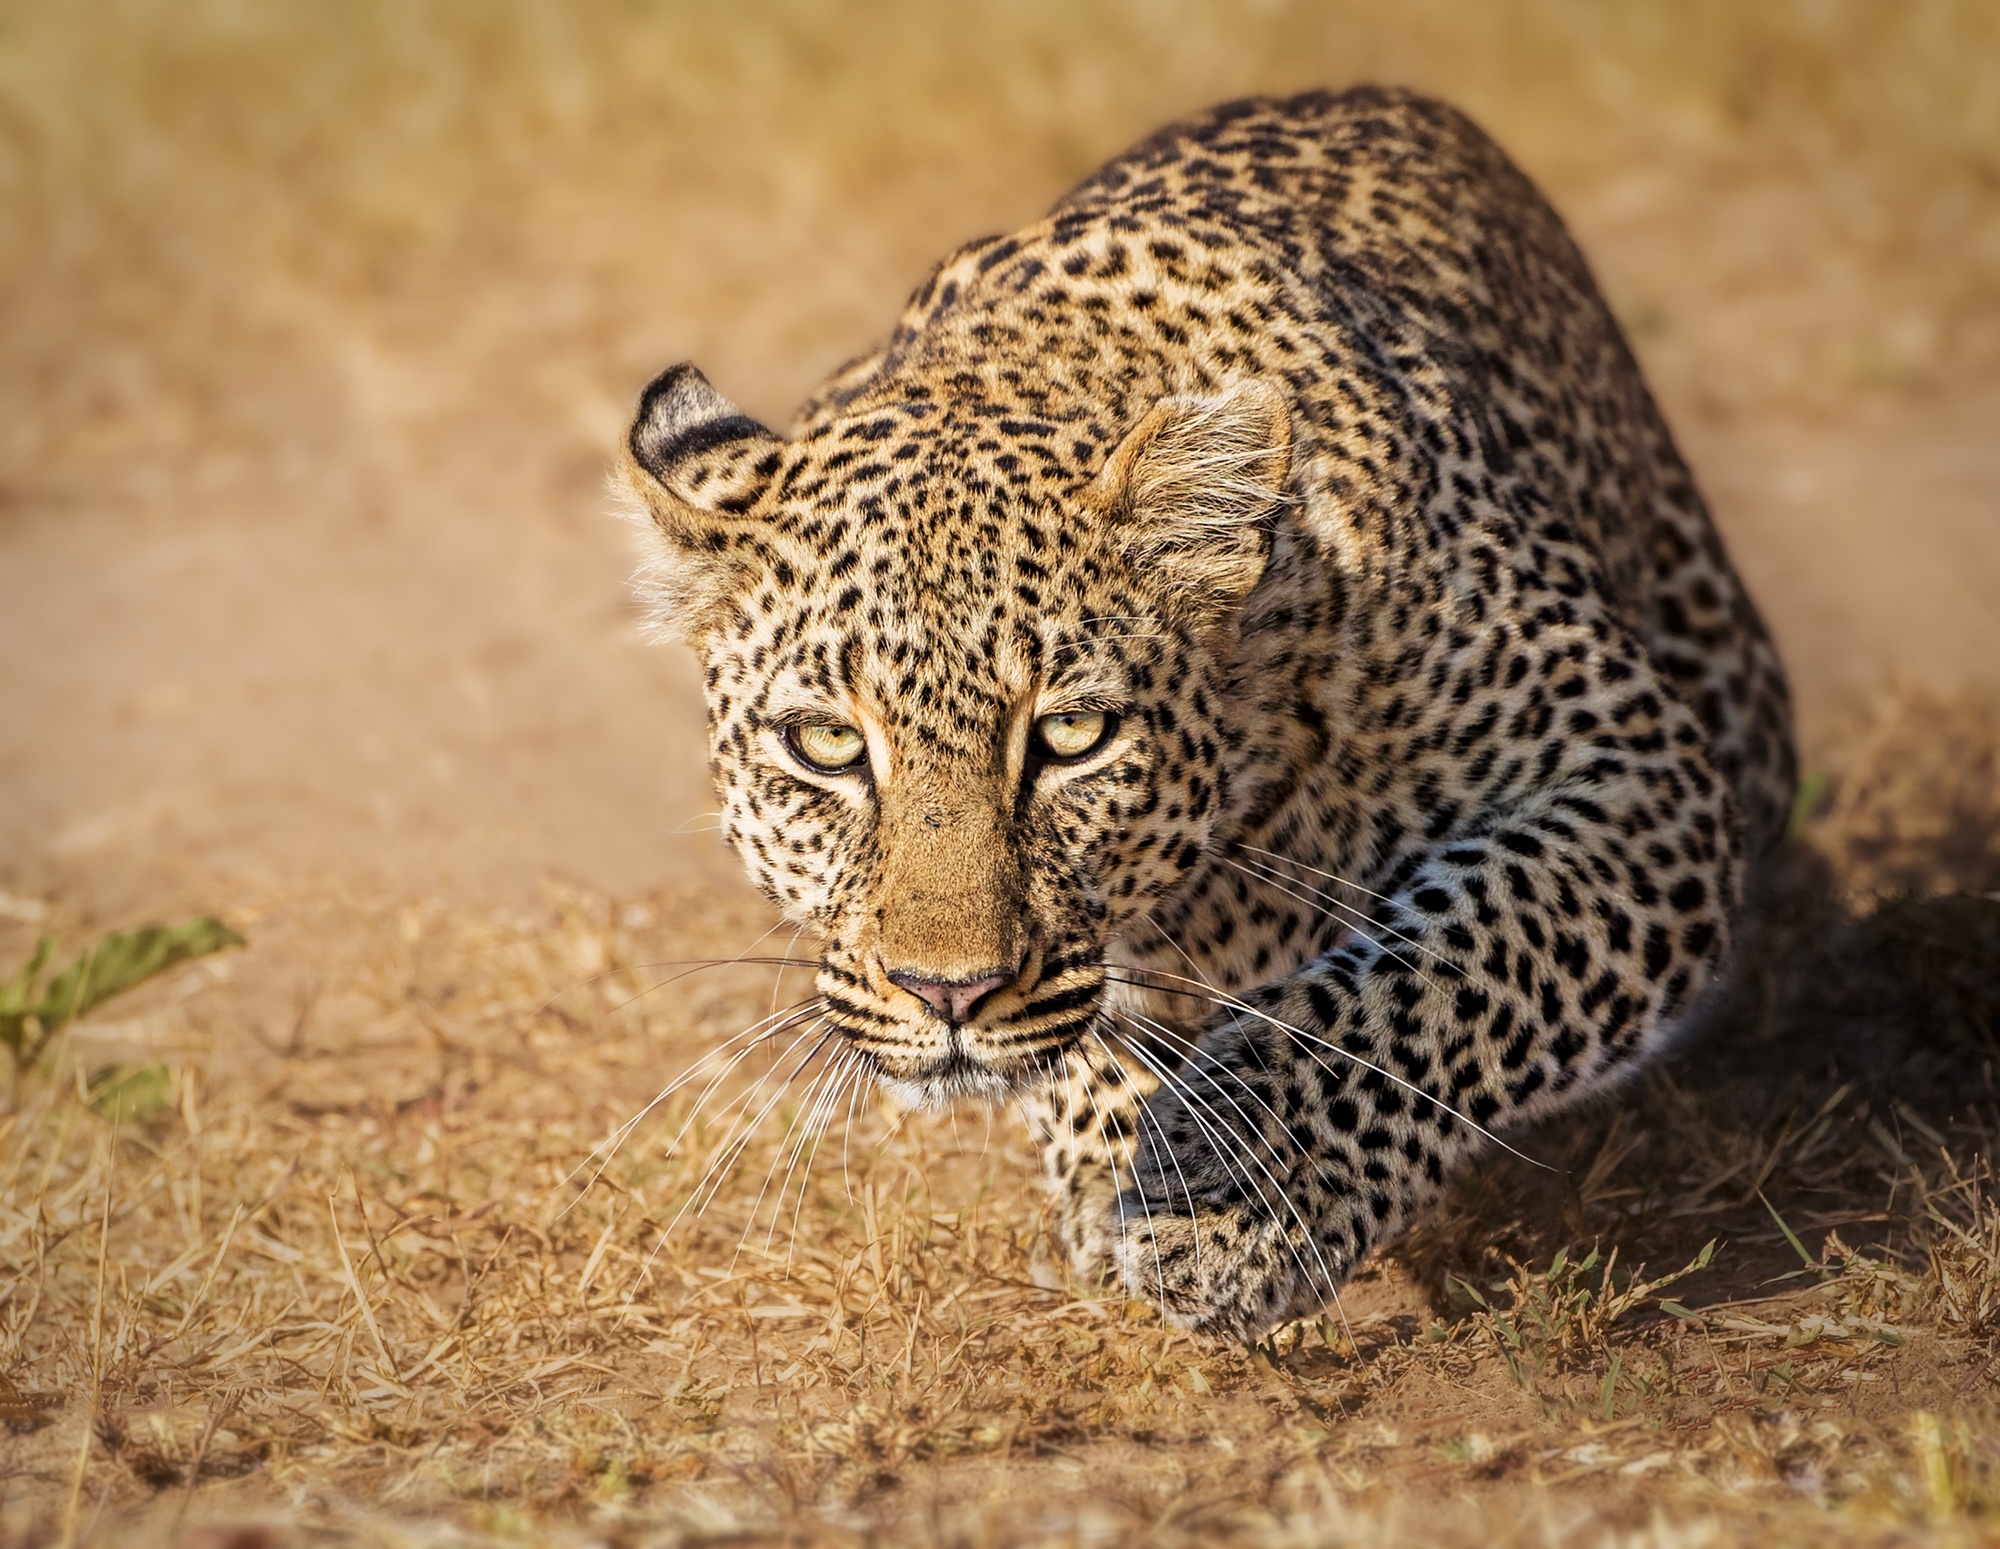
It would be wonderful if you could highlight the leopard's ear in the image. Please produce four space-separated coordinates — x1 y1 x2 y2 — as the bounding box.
1096 379 1293 634
618 363 784 643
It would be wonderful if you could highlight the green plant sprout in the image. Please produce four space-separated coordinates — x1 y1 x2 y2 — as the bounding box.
0 916 245 1083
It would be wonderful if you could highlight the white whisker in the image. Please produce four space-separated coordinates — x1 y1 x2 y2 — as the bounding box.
1223 855 1445 996
1100 1014 1343 1318
555 996 823 1216
1111 1010 1354 1342
735 1043 849 1269
784 1050 863 1268
634 1018 837 1284
1070 1036 1168 1306
1100 964 1555 1173
1236 843 1469 978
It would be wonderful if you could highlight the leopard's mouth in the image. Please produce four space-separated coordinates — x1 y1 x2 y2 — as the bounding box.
840 1005 1098 1110
817 939 1106 1107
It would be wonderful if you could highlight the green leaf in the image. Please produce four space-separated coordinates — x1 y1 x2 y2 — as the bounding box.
1 935 53 1013
1758 1190 1817 1270
1658 1300 1700 1321
0 936 55 1053
89 1061 175 1122
32 918 244 1036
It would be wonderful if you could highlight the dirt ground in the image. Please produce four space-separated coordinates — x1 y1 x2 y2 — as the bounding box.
3 4 2000 1545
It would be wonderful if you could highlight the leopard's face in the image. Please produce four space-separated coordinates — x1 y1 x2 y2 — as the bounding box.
622 366 1293 1107
698 517 1243 1105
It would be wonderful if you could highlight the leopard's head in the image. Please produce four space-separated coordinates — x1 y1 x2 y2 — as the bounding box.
620 364 1292 1106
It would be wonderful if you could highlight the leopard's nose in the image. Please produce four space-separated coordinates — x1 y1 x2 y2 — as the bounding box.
885 969 1013 1027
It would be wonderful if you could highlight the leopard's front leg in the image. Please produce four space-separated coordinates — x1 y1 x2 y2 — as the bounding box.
1015 1033 1162 1285
1112 717 1743 1340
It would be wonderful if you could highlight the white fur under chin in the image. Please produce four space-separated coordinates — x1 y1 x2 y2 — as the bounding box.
875 1064 1033 1112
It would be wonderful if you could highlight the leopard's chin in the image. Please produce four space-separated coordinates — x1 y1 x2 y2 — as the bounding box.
864 1040 1081 1111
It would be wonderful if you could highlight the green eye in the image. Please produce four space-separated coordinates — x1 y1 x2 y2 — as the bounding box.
1034 710 1114 762
788 722 867 772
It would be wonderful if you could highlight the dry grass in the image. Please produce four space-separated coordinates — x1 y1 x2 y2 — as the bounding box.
0 696 1996 1546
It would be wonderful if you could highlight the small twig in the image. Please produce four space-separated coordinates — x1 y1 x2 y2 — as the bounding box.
328 1190 400 1383
59 1163 112 1549
168 1387 243 1539
167 1202 245 1344
351 1172 405 1293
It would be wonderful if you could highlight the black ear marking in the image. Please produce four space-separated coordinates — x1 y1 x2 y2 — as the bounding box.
630 363 772 481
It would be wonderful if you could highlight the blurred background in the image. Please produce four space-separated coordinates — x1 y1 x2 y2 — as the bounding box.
2 0 1998 921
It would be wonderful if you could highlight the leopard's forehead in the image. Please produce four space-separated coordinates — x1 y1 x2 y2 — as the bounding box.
766 404 1107 570
719 409 1149 712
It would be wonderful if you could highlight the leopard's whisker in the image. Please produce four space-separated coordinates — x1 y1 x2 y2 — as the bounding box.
765 1044 862 1261
638 1007 833 1238
1232 848 1529 1088
733 1040 850 1271
1112 976 1360 1160
621 1012 834 1297
1135 908 1215 985
1117 1048 1339 1333
1062 1034 1164 1307
1111 1009 1353 1330
530 953 819 1031
555 996 825 1214
782 1050 864 1272
1101 965 1557 1173
1223 855 1446 996
770 923 812 1016
1239 843 1449 944
631 999 831 1195
1101 1013 1343 1316
1120 1052 1282 1316
1107 962 1465 1133
1091 1026 1212 1273
650 1018 836 1256
681 1024 837 1231
837 1057 868 1211
1120 1105 1172 1313
1235 845 1471 979
1113 1014 1298 1192
1128 916 1278 1084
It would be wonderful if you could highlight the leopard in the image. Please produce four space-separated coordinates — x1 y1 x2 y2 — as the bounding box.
617 86 1795 1342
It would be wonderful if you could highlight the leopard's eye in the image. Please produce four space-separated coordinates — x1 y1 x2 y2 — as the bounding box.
787 722 867 773
1033 710 1114 762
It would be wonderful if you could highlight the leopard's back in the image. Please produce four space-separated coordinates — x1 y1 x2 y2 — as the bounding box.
1049 88 1795 852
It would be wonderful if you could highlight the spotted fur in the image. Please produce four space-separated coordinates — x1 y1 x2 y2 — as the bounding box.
620 87 1795 1340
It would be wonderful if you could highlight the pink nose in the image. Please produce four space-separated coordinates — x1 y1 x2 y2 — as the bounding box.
886 970 1012 1026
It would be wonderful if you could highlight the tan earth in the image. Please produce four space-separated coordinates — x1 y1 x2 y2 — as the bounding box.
2 5 1999 1545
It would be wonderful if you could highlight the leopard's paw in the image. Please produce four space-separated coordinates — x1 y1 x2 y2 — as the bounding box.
1042 1162 1122 1290
1112 1193 1333 1341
